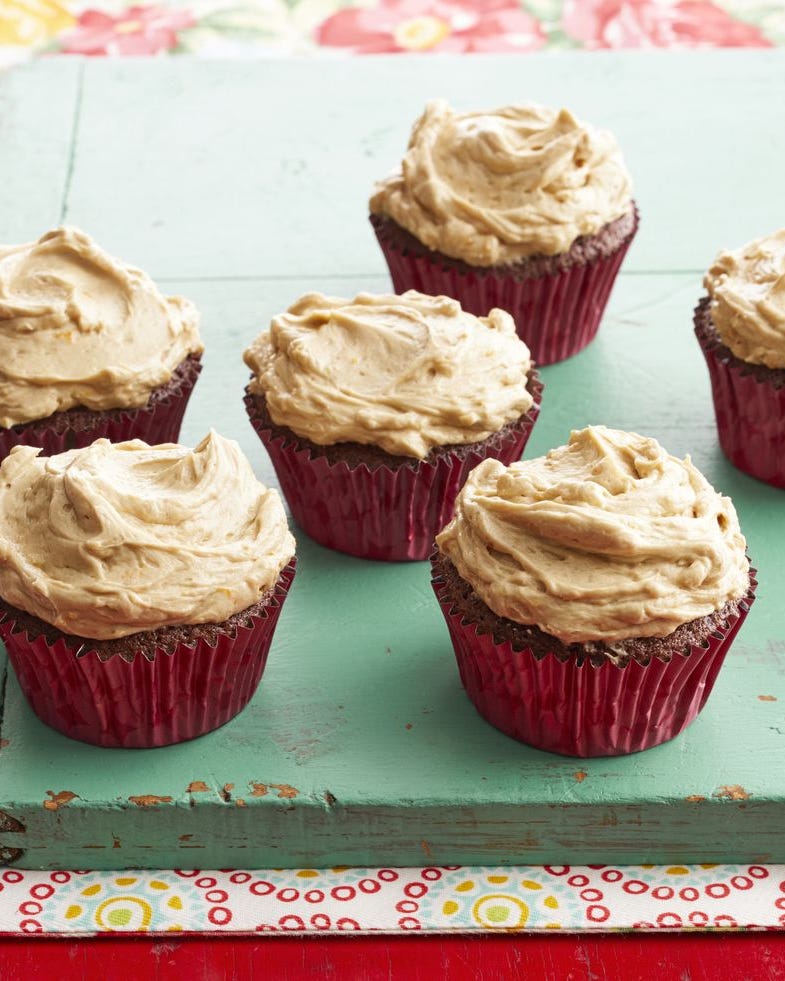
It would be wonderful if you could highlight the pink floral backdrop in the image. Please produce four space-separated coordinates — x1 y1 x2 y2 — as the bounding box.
1 0 783 64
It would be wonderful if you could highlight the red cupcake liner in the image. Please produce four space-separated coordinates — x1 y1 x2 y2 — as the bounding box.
0 562 295 749
372 213 638 366
0 360 201 463
695 300 785 488
431 562 757 758
245 375 542 562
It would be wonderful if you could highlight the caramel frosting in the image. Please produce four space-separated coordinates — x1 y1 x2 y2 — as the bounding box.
370 99 633 266
0 432 295 640
244 290 535 459
704 229 785 369
0 227 204 428
436 426 748 645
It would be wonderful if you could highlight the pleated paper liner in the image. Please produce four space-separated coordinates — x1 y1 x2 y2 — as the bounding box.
431 558 757 758
0 355 202 463
695 297 785 489
371 209 639 366
0 561 296 749
244 373 543 562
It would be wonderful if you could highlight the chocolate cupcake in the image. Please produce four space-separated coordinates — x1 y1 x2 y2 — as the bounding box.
244 290 542 561
0 432 296 748
370 100 638 365
0 227 204 460
432 426 755 758
695 228 785 488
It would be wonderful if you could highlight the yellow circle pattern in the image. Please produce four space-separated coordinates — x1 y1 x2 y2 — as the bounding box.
472 894 530 930
95 896 154 932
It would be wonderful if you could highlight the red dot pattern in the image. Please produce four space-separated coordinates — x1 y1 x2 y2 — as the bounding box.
4 863 782 935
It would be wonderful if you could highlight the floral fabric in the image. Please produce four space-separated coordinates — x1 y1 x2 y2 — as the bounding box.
1 864 784 934
1 0 784 66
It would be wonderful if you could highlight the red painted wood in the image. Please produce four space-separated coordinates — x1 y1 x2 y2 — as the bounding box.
1 934 784 980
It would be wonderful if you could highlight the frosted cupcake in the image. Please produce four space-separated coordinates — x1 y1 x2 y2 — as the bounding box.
695 228 785 488
244 289 542 561
432 426 755 757
0 432 296 748
0 227 203 460
370 100 638 365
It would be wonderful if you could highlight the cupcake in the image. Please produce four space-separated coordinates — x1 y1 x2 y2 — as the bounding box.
244 290 542 561
695 228 785 488
370 100 638 366
432 426 755 758
0 227 204 461
0 432 296 748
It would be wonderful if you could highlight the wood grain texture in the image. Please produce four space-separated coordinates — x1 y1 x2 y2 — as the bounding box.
1 54 785 869
0 60 83 241
62 52 785 279
2 934 785 981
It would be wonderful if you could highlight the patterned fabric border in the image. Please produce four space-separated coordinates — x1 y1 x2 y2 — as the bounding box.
2 864 784 934
2 0 785 69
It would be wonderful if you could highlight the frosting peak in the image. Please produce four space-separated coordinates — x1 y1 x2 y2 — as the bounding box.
370 99 633 266
0 227 204 428
0 432 295 639
436 426 748 644
704 228 785 369
244 290 534 459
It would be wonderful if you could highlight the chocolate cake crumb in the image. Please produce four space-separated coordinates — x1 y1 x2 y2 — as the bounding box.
370 205 639 281
694 296 785 389
244 370 542 472
431 551 746 668
2 353 202 442
0 569 289 665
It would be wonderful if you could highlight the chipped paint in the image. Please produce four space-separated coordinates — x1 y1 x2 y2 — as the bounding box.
179 834 193 842
235 799 247 808
43 791 78 811
714 785 752 801
324 791 337 806
574 771 587 783
0 739 9 749
685 795 706 803
219 784 234 802
405 723 413 731
250 782 299 800
272 784 298 800
758 695 778 702
187 781 210 793
112 835 121 849
421 839 432 858
128 795 173 807
0 810 25 833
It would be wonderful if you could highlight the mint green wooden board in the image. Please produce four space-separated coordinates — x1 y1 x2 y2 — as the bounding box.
1 54 785 870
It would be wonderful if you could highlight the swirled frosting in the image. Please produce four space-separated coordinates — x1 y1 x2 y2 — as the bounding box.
0 227 204 428
436 426 748 644
704 229 785 369
370 99 633 266
0 432 295 640
244 290 534 459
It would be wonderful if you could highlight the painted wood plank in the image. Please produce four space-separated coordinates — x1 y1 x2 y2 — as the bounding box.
61 51 785 280
0 60 82 242
2 271 783 869
5 934 785 981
